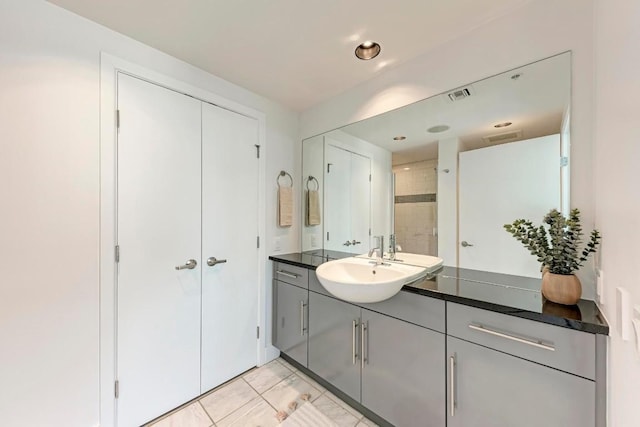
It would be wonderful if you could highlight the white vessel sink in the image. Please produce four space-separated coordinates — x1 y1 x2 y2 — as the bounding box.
315 257 428 303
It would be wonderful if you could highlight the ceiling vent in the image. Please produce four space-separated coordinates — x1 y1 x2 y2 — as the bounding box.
447 86 473 101
482 130 523 145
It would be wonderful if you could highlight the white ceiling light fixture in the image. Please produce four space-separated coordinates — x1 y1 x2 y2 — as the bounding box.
355 41 381 60
427 125 450 133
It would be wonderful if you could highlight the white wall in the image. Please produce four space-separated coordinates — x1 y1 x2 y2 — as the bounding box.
300 0 596 290
0 1 298 426
594 1 640 426
437 138 460 266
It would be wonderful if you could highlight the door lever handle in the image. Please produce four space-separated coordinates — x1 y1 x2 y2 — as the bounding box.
175 259 197 270
207 257 227 267
461 241 474 247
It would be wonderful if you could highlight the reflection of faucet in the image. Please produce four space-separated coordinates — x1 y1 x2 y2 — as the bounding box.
368 235 384 265
389 234 397 261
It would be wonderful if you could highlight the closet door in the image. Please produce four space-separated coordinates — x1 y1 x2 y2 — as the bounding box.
116 74 202 426
350 153 371 254
201 103 259 391
324 143 352 251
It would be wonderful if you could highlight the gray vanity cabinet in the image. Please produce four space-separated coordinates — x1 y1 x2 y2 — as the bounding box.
273 280 308 367
308 292 362 401
447 336 595 427
361 309 446 427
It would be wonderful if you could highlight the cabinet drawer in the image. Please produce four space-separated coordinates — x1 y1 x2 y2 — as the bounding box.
447 302 595 379
273 262 309 289
362 290 446 333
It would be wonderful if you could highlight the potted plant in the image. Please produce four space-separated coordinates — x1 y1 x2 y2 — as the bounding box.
504 208 601 305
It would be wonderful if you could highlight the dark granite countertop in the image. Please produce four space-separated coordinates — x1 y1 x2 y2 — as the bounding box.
269 251 609 335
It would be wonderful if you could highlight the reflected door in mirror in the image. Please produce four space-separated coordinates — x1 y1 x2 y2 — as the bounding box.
325 143 371 254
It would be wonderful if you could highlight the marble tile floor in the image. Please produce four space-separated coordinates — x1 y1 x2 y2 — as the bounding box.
146 358 379 427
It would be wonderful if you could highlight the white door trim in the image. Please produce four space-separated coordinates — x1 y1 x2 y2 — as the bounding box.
99 52 267 427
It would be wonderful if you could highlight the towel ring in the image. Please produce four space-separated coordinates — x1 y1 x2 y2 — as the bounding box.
306 176 319 191
277 170 293 188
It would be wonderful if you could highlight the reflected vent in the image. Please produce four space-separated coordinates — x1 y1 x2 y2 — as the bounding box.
482 130 523 145
447 87 472 101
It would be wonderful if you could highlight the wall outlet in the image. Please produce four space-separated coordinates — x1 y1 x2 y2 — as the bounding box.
616 287 631 341
274 237 282 252
633 306 640 356
310 234 318 247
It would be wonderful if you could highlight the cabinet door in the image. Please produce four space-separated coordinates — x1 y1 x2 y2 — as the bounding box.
447 336 595 427
308 292 361 401
362 310 445 427
274 281 308 367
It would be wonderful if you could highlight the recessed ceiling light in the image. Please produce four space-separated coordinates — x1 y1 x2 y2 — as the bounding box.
393 136 406 141
494 122 513 128
355 41 381 60
403 167 411 171
427 125 450 133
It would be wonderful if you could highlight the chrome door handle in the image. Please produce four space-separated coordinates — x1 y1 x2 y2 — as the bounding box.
361 321 368 369
352 320 358 365
175 259 197 270
207 257 227 267
276 270 299 279
300 301 307 336
468 324 555 351
450 354 456 417
461 241 474 247
351 240 361 245
343 240 352 246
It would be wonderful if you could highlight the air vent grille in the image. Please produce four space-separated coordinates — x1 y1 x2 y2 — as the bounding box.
482 130 523 144
447 87 471 101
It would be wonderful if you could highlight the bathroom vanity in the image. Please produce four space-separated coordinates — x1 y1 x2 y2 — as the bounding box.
270 251 608 427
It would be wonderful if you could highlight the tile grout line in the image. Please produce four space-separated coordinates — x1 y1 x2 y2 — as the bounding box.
197 400 215 427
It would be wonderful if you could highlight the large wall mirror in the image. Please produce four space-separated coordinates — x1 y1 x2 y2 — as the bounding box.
302 52 571 279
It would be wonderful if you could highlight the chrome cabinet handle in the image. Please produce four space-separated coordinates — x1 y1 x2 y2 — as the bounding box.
343 240 352 246
300 301 307 336
468 324 555 351
461 241 474 247
352 320 358 365
175 259 197 270
361 321 367 368
450 354 456 417
207 257 227 267
276 270 299 279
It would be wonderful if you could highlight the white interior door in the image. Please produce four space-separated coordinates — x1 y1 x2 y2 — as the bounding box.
116 74 202 426
201 103 259 391
324 143 351 251
350 153 371 254
458 135 561 277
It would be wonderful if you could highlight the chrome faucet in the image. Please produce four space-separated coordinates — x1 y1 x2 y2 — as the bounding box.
388 234 397 261
368 235 385 265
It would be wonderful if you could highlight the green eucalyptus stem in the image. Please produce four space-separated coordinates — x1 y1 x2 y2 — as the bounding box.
504 208 601 275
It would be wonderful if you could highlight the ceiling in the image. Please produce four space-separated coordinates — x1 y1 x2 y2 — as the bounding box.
337 52 570 165
48 0 532 111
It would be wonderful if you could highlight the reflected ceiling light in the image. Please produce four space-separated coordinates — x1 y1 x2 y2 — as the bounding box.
494 122 513 128
393 136 406 141
427 125 450 133
355 41 381 60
